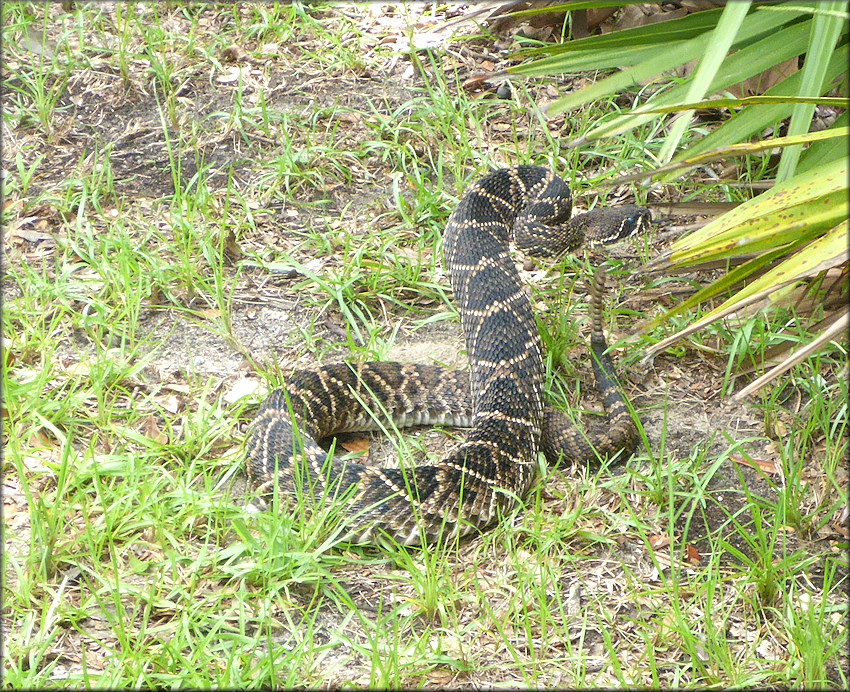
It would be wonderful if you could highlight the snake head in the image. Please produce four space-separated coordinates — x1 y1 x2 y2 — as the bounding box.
589 204 652 244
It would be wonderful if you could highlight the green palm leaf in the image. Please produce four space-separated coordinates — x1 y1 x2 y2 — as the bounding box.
498 0 848 396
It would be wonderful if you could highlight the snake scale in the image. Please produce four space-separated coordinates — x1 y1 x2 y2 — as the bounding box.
247 166 650 545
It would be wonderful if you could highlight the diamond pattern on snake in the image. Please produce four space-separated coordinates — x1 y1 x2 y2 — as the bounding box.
246 166 650 546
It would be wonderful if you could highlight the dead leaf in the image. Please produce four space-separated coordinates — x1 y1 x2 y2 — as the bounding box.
3 494 21 517
649 534 671 549
730 455 780 475
154 393 181 414
224 377 265 404
729 58 799 98
11 229 55 244
685 544 701 565
65 361 91 378
12 368 39 385
341 438 370 454
335 112 362 125
222 229 242 263
462 73 493 91
830 504 849 538
217 66 249 84
141 416 168 444
393 246 422 261
24 26 56 58
5 215 53 240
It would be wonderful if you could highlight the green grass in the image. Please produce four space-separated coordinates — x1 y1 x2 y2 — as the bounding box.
2 2 846 689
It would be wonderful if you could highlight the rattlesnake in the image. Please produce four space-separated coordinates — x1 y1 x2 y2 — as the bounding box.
247 166 649 545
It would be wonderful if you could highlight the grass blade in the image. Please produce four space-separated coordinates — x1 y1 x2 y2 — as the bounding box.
657 1 752 163
776 0 849 181
575 17 813 143
667 46 848 166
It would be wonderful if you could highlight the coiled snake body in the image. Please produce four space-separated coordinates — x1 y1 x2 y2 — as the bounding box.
247 166 649 545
